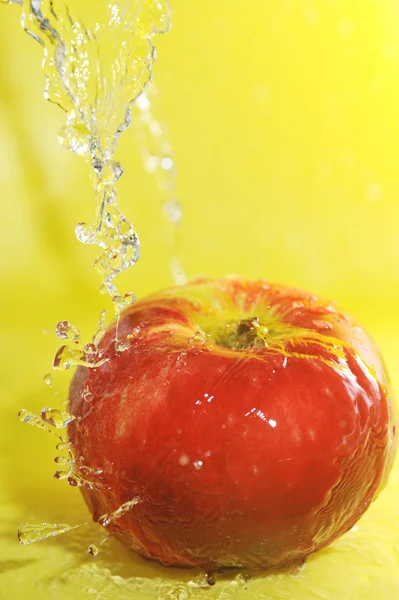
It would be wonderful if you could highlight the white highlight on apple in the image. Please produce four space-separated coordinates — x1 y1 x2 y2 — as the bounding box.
245 407 277 427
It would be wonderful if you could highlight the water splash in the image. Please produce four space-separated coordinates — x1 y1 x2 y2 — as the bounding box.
53 341 108 371
17 521 85 545
18 408 64 434
3 0 179 557
4 0 172 355
97 497 140 527
18 407 106 490
34 0 170 299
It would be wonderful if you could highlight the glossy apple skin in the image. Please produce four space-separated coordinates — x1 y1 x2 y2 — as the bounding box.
68 278 396 571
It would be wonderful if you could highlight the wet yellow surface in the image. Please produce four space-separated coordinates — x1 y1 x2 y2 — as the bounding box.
1 1 399 598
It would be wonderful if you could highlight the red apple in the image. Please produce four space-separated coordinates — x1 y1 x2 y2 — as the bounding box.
68 277 396 572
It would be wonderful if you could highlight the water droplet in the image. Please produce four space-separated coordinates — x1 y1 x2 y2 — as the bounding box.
87 534 109 557
193 460 203 470
75 222 93 244
43 373 54 387
54 455 70 466
312 319 333 331
88 543 99 556
56 441 71 452
68 475 83 487
56 320 80 342
115 339 131 353
92 157 104 175
291 301 304 309
54 469 69 480
40 408 75 428
78 465 103 477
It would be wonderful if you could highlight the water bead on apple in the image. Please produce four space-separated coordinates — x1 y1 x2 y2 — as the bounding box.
3 0 397 583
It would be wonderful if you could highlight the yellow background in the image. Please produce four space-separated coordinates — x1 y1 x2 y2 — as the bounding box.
1 1 399 598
